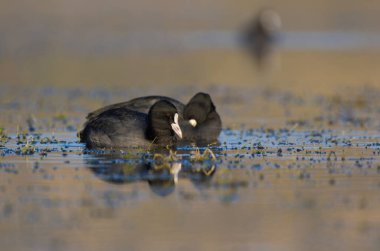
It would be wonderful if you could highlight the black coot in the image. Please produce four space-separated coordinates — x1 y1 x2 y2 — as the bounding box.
183 92 222 144
79 100 183 148
79 92 222 148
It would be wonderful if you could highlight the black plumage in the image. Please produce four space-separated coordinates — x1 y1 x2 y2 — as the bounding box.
79 92 222 148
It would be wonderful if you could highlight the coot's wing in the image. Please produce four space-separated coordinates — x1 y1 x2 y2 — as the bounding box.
86 96 185 121
80 108 149 148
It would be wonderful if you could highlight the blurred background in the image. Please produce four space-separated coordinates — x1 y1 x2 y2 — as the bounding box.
1 0 380 90
1 0 380 130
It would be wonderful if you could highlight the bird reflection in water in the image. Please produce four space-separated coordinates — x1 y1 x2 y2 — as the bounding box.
86 149 217 197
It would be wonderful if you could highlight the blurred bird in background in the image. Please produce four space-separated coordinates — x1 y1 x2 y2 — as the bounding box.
241 8 282 67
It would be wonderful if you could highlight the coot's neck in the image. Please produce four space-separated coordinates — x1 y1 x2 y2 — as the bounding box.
146 122 176 145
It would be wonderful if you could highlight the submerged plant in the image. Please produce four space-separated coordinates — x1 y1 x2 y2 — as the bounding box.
16 126 30 144
40 136 58 144
16 137 36 155
0 127 10 146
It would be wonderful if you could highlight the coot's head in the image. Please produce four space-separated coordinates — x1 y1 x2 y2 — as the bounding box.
147 100 183 145
183 92 222 143
184 93 216 126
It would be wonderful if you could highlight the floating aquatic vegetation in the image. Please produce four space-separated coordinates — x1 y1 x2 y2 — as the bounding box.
0 127 10 146
16 145 35 155
40 136 58 144
16 127 30 144
15 137 37 155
